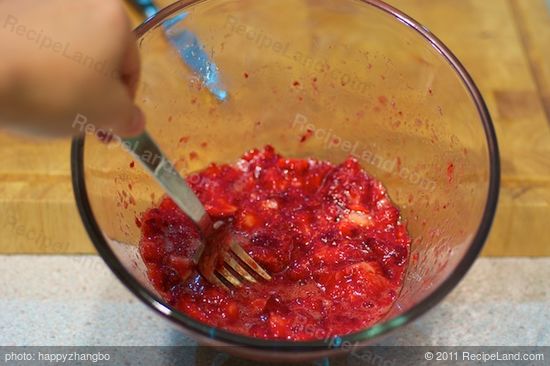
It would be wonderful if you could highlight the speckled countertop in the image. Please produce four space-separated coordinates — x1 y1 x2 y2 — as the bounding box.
0 256 548 363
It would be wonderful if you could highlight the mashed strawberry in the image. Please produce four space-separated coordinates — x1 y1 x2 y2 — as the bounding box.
139 146 410 340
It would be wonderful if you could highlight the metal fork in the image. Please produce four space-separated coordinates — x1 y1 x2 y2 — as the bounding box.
123 132 271 290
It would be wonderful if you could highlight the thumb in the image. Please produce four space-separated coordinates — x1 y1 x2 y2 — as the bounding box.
89 80 146 138
116 104 146 138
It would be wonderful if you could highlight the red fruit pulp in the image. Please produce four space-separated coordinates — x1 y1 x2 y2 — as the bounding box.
139 146 411 340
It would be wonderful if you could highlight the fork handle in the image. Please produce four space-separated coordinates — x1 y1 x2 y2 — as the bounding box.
127 0 159 18
122 132 213 235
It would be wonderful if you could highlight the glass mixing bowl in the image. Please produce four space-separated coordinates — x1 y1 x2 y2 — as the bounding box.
71 0 499 361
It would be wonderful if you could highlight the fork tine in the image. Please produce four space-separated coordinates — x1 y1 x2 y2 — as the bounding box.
224 253 257 283
230 242 272 281
206 273 230 292
217 267 243 287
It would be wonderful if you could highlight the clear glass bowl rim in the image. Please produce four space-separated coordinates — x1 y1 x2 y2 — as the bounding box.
71 0 500 352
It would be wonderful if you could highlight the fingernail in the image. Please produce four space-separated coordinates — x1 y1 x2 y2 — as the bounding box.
127 106 146 136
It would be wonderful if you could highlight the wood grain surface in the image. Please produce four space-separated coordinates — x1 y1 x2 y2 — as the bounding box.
0 0 548 255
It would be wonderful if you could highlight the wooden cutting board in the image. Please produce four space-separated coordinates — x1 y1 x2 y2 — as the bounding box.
1 0 549 255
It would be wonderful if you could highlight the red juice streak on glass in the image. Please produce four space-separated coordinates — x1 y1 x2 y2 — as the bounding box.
299 129 313 143
447 162 455 183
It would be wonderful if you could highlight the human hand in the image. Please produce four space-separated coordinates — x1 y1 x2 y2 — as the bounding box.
0 0 144 137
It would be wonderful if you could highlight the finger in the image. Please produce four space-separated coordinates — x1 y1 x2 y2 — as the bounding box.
119 29 141 99
87 81 145 138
